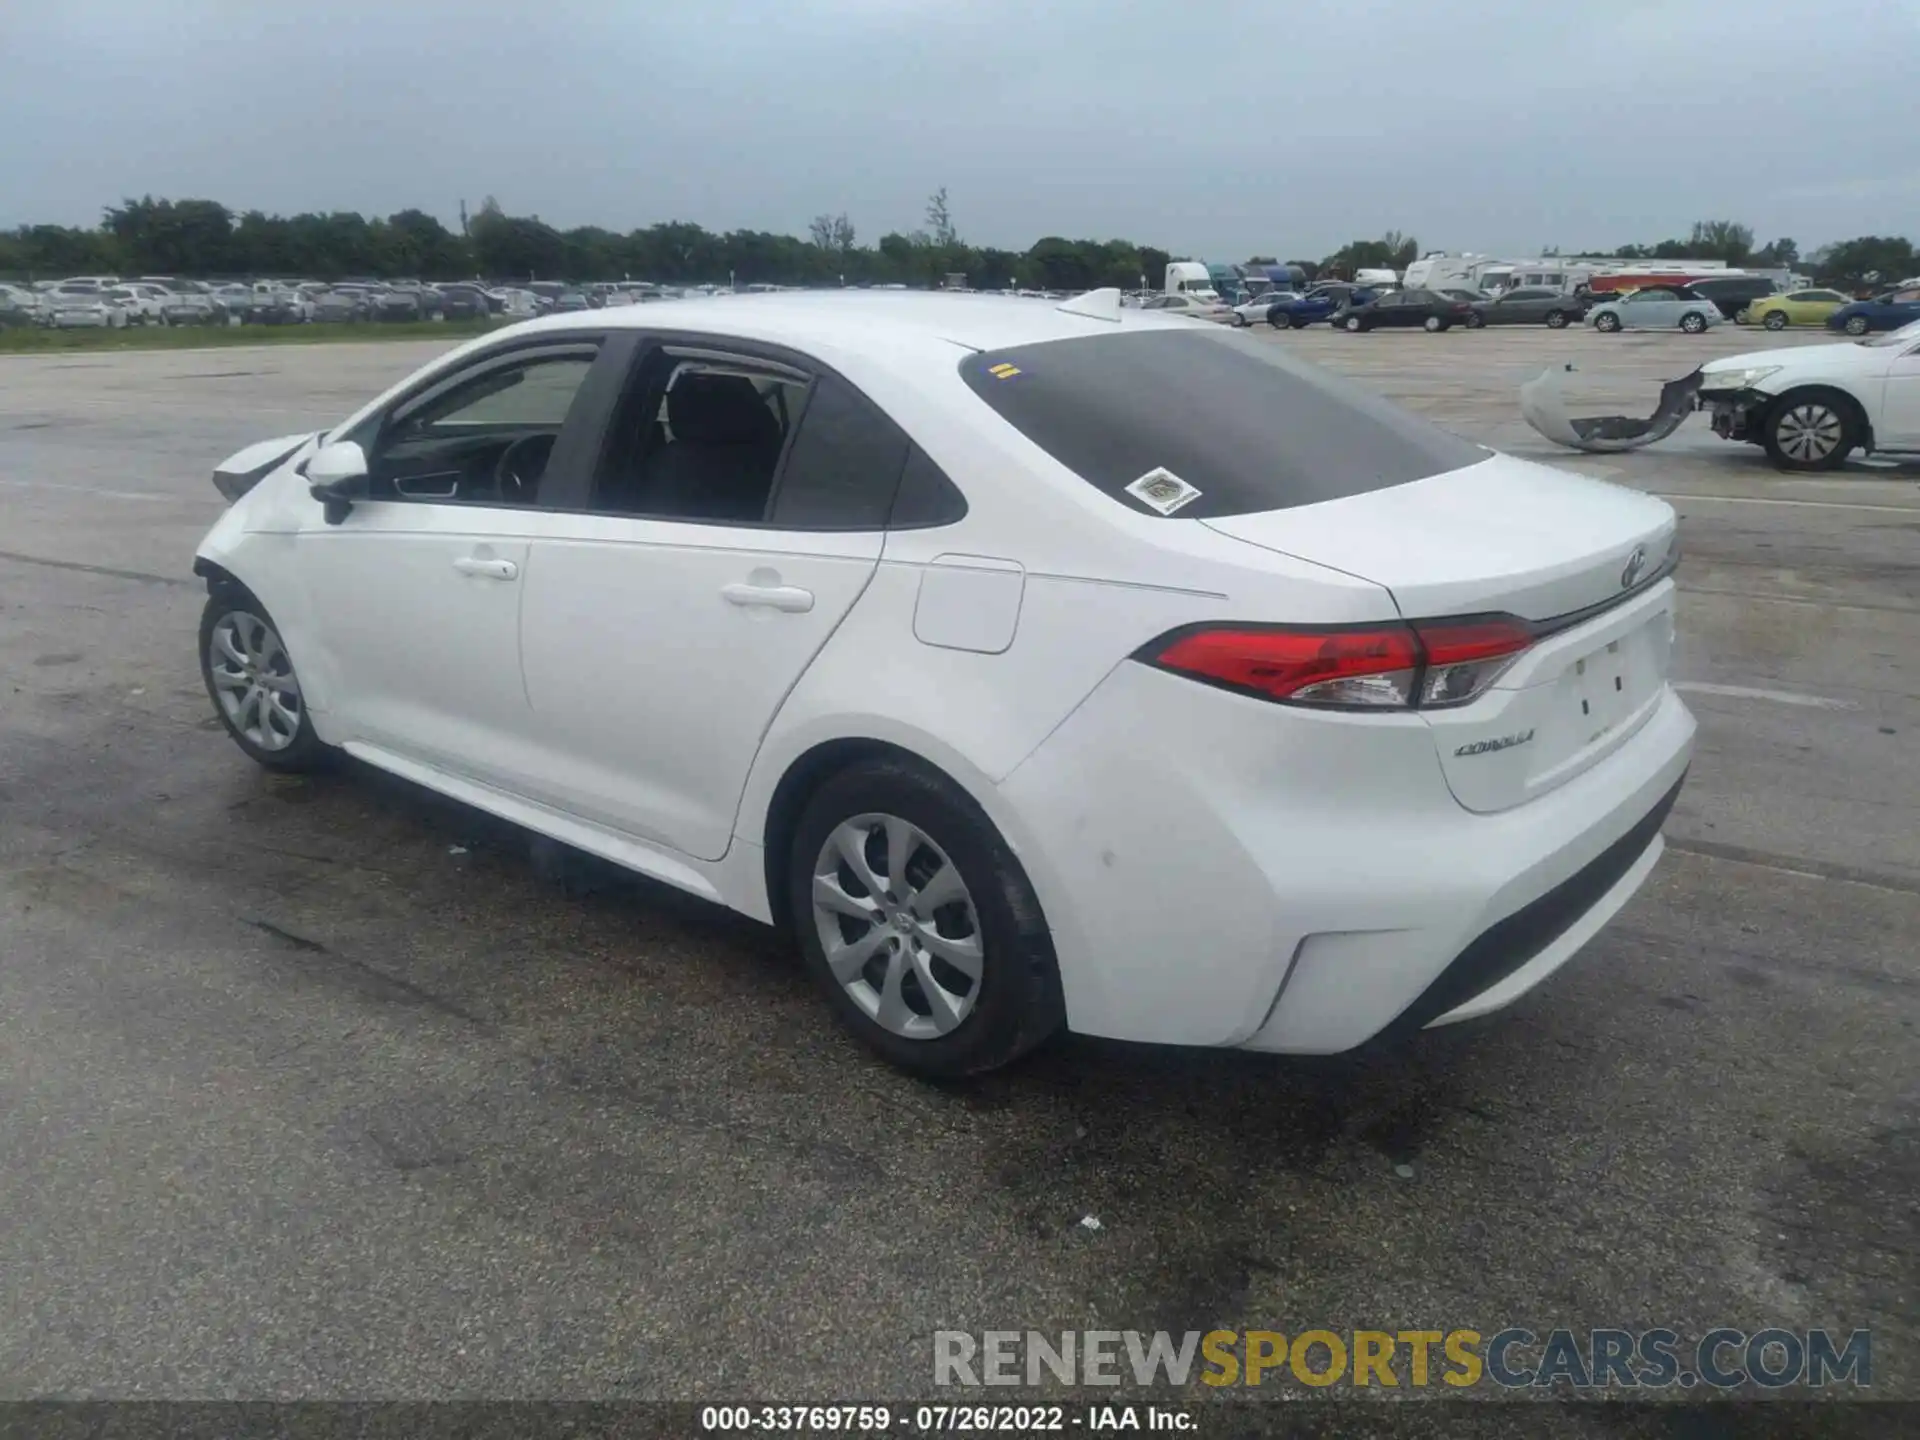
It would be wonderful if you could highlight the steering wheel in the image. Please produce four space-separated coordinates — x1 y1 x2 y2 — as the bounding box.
494 432 556 503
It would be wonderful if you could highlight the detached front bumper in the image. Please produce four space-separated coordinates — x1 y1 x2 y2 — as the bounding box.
1520 363 1704 452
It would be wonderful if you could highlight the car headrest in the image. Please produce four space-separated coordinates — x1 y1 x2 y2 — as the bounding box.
667 372 780 447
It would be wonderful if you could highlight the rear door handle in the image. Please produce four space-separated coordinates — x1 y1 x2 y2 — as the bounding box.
453 557 518 580
721 582 814 613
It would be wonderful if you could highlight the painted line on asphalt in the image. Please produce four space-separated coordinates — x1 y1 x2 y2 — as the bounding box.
1664 838 1920 898
0 476 179 503
1673 681 1860 710
0 549 192 586
1658 492 1920 515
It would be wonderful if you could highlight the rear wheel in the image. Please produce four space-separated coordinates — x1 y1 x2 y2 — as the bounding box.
1763 390 1860 472
1680 311 1708 334
1763 311 1789 331
1545 310 1570 329
789 759 1062 1077
1423 314 1443 332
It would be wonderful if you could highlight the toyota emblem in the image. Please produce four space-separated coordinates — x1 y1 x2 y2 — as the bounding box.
1621 545 1647 589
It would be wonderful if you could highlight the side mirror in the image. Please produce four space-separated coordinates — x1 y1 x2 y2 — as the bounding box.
305 440 369 525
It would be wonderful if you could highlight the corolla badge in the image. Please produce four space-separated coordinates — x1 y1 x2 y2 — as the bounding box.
1454 729 1536 758
1621 544 1648 589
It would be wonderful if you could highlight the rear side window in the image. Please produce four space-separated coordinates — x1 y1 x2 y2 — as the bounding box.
959 329 1486 518
767 374 910 529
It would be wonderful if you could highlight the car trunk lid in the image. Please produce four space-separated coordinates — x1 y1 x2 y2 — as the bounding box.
1202 453 1679 811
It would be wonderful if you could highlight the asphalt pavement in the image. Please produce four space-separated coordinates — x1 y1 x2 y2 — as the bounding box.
0 324 1913 1410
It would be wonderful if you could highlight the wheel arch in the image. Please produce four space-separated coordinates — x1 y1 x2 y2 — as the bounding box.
755 732 1013 935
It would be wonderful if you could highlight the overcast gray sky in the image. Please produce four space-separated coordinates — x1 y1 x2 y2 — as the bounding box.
3 0 1914 259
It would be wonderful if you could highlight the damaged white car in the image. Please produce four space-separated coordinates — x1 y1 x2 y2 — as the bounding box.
1522 318 1920 471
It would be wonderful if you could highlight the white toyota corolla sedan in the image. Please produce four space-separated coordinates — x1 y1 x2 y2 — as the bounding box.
194 289 1695 1076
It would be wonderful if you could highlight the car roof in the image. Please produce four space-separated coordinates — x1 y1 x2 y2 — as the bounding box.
504 290 1199 359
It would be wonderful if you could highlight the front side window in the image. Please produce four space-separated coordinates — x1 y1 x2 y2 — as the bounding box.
363 346 599 506
960 328 1485 519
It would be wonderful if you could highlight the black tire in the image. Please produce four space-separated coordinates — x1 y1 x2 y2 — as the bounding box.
1343 314 1364 332
1763 311 1788 330
1761 389 1861 473
1545 310 1570 329
198 589 332 773
1844 315 1869 336
1267 311 1288 329
1465 312 1485 328
788 758 1063 1078
1231 312 1247 327
1423 315 1444 332
1680 311 1708 334
1595 311 1622 332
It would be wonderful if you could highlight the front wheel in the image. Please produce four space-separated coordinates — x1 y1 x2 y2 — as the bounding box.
1465 312 1485 328
1763 391 1860 472
1231 312 1248 327
1595 312 1622 332
789 759 1062 1077
1343 314 1363 332
199 591 332 772
1680 311 1709 334
1763 311 1789 331
1843 315 1869 336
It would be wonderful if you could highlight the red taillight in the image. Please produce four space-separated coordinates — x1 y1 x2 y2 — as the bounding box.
1144 616 1533 710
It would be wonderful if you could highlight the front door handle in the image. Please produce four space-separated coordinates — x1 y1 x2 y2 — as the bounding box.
721 582 814 613
453 557 518 580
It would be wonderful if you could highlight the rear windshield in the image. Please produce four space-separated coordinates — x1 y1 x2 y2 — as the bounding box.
959 328 1486 518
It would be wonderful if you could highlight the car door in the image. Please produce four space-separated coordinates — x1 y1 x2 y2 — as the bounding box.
290 335 624 786
513 338 906 861
1882 336 1920 446
1622 289 1673 328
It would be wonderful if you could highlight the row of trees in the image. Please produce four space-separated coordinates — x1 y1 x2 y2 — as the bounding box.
2 195 1913 296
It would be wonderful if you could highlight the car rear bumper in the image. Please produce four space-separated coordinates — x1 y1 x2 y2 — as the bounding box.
997 661 1695 1051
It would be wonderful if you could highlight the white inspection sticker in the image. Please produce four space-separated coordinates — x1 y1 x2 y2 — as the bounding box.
1124 466 1202 515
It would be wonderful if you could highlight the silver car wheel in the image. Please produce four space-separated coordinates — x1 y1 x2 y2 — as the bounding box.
208 611 303 752
1776 403 1844 463
812 813 983 1040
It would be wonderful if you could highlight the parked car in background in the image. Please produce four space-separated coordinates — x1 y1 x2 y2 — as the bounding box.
145 279 222 325
45 291 127 328
242 282 310 325
107 284 171 325
1230 291 1296 326
309 287 372 323
1137 293 1232 321
1684 274 1781 321
1335 288 1474 332
1826 286 1920 336
0 283 46 326
212 283 253 324
1266 282 1376 329
1744 289 1850 330
433 283 492 320
1699 317 1920 470
1588 287 1723 334
1466 286 1589 329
